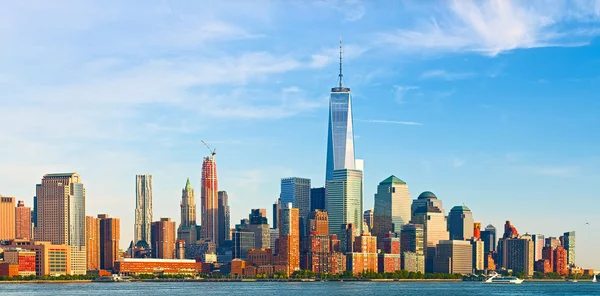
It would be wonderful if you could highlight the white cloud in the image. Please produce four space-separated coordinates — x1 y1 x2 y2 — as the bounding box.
420 69 476 80
393 85 419 104
313 0 366 22
378 0 600 56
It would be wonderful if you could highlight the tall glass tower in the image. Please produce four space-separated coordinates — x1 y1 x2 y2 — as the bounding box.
325 39 355 181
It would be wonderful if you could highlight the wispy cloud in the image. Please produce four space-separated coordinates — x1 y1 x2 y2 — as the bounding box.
420 69 476 81
377 0 600 56
453 158 466 168
309 44 368 68
393 85 419 104
527 166 579 177
357 119 423 126
313 0 367 22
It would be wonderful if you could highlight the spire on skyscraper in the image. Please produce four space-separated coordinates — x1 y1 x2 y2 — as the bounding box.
339 37 343 88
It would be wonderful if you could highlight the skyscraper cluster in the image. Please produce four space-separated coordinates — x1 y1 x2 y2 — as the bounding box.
0 41 589 279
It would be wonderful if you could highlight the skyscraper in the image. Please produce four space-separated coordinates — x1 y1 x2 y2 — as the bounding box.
178 179 198 246
15 201 31 240
85 216 99 271
363 209 374 233
237 209 270 249
373 175 411 249
0 196 16 240
447 205 475 240
201 155 219 244
272 198 281 230
563 231 575 266
501 235 534 277
325 40 355 182
309 210 329 236
531 234 545 262
135 174 153 245
99 214 120 271
310 187 326 211
218 191 231 246
326 169 363 239
151 218 176 259
35 173 87 275
411 191 449 273
481 224 497 254
433 240 473 275
278 203 300 275
280 177 311 236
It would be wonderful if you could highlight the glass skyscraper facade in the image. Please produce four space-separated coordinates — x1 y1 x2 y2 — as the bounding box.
563 231 575 266
326 169 363 238
280 177 311 236
325 88 355 181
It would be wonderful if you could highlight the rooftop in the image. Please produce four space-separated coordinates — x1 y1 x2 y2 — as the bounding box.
43 173 78 178
418 191 437 200
450 205 471 212
379 175 406 185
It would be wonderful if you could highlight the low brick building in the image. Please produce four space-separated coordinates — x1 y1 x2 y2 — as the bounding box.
114 258 199 275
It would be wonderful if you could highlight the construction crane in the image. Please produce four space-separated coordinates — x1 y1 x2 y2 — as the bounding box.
201 140 216 156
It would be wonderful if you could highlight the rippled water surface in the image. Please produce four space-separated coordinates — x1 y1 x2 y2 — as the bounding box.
1 281 599 295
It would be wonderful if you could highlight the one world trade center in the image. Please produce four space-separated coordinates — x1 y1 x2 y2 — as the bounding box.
325 40 356 181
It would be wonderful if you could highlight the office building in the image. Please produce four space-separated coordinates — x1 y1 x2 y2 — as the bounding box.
553 245 568 275
269 228 279 251
471 239 484 272
473 222 481 239
310 187 326 211
280 177 311 236
114 258 199 275
400 223 425 255
218 191 231 246
15 201 31 240
232 231 255 260
363 209 373 233
135 174 153 246
34 173 86 275
309 210 329 236
481 224 497 254
545 237 560 249
448 205 474 241
4 240 71 276
278 203 300 275
326 169 363 239
0 196 16 240
373 175 411 249
151 218 176 259
237 209 270 249
411 191 448 273
379 233 402 273
500 235 534 277
201 155 219 246
563 231 575 266
531 234 545 262
347 232 378 275
433 240 473 275
85 216 100 271
3 248 36 276
99 214 120 270
325 41 355 182
178 178 198 246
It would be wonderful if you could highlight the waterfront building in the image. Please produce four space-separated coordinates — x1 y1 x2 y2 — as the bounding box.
278 203 300 275
151 218 176 259
325 40 355 182
201 155 219 245
401 251 424 273
98 214 120 271
326 169 363 241
218 191 231 246
500 235 534 277
563 231 575 266
34 173 86 275
3 248 36 276
135 174 153 247
379 233 401 273
411 191 448 273
15 201 31 240
433 240 473 275
554 245 568 275
347 232 378 275
280 177 311 236
85 216 99 271
4 240 71 276
0 196 15 240
447 205 474 240
114 258 199 275
373 176 411 250
247 248 273 266
310 187 326 211
178 179 198 246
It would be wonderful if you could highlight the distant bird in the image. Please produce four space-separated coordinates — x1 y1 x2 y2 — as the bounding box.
585 222 591 226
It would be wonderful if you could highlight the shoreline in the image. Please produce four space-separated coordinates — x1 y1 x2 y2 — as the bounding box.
2 278 595 284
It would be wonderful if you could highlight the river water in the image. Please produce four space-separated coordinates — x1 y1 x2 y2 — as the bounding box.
1 281 598 295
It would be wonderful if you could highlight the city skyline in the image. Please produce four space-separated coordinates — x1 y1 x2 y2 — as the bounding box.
1 1 600 270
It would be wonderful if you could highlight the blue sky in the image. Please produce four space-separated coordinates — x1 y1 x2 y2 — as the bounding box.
1 0 600 268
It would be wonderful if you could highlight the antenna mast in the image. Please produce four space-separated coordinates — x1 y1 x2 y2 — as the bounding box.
339 37 343 88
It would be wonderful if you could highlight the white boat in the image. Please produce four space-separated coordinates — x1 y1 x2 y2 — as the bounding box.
593 274 597 283
483 272 524 284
